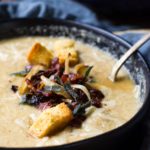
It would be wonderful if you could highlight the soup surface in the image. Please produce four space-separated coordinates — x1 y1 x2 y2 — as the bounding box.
0 37 141 147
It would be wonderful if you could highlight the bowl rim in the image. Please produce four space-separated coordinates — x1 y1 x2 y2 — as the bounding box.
0 18 150 149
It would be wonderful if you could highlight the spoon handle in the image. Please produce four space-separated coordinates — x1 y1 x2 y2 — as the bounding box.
109 33 150 82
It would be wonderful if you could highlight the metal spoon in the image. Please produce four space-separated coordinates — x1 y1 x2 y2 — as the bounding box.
109 33 150 82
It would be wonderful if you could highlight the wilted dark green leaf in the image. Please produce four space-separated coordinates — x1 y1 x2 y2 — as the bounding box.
10 66 32 77
44 85 62 92
73 101 91 115
84 66 93 79
64 83 79 101
54 75 63 85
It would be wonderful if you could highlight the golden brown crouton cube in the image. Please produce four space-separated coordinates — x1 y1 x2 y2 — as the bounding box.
56 48 78 65
54 39 78 65
29 103 73 138
19 65 44 95
27 43 53 67
54 39 75 50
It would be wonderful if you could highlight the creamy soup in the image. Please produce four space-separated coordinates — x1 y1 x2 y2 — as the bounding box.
0 37 141 147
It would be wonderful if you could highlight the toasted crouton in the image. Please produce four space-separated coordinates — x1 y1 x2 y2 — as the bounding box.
54 39 78 65
27 43 53 67
54 39 75 50
56 48 78 65
29 103 73 138
19 65 44 95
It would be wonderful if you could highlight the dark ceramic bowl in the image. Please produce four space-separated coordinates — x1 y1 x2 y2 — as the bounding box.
0 19 150 150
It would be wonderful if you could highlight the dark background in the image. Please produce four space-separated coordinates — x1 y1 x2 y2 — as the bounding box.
79 0 150 27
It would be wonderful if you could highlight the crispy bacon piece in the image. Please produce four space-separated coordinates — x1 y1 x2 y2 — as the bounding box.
68 73 84 84
37 101 52 111
89 88 104 108
61 74 69 83
61 73 84 84
74 88 89 103
51 57 64 76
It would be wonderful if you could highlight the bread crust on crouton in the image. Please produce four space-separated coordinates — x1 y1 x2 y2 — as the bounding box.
54 39 78 65
27 43 53 67
56 48 78 65
29 103 73 138
54 39 75 50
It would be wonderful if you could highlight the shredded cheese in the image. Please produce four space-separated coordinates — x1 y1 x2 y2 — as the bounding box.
71 84 91 101
41 75 58 87
64 53 70 74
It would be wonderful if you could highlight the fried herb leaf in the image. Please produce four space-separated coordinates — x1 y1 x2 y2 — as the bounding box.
10 70 29 77
81 100 91 109
73 104 82 115
73 101 91 115
64 83 79 101
10 66 32 77
84 66 93 79
54 75 79 101
44 85 62 92
54 75 63 85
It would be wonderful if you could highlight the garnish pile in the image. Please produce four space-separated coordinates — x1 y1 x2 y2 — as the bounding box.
11 40 104 137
